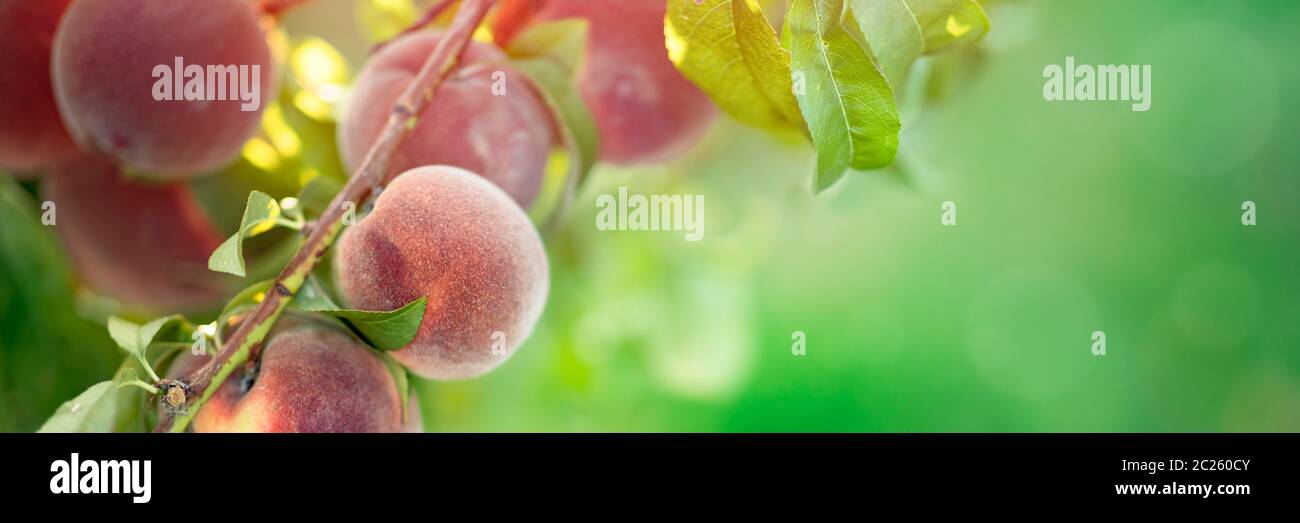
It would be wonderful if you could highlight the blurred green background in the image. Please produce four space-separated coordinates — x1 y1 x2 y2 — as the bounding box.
2 0 1297 431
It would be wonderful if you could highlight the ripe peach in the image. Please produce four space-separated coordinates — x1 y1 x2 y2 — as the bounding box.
51 0 275 178
338 31 554 208
169 315 406 433
335 165 549 380
43 154 230 312
532 0 716 165
0 0 77 172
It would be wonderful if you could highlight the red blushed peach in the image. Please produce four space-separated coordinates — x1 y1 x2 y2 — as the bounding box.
338 31 554 208
532 0 716 165
43 154 230 312
168 316 406 433
335 165 549 380
0 0 77 172
51 0 275 178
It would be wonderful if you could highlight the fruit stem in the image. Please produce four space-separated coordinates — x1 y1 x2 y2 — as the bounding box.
119 379 160 395
154 0 500 433
275 217 305 231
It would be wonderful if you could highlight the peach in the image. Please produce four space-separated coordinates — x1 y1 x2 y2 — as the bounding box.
338 31 554 208
43 154 230 312
334 165 549 380
168 315 406 433
51 0 275 178
531 0 716 165
0 0 77 172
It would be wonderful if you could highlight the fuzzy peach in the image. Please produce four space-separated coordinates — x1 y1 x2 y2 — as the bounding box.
43 154 230 312
0 0 77 172
168 316 406 433
51 0 275 178
531 0 716 165
338 31 554 208
334 165 549 380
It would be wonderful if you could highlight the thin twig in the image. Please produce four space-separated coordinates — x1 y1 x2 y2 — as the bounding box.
155 0 498 433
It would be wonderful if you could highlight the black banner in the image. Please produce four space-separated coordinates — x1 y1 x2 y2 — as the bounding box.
2 433 1293 511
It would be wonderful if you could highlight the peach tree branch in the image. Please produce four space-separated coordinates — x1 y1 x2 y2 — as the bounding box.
154 0 498 433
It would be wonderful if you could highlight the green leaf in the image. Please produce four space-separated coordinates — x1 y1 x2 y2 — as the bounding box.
0 177 121 431
848 0 925 87
106 315 190 383
219 279 275 321
39 359 152 433
107 315 187 359
785 0 901 191
906 0 989 54
848 0 988 87
297 175 344 220
292 276 341 312
111 371 149 433
138 316 187 353
665 0 805 131
38 381 117 433
304 297 427 351
106 317 143 359
506 19 600 228
209 191 281 277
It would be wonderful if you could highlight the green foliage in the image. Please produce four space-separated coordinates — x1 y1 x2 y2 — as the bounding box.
37 381 116 433
297 175 345 220
848 0 925 86
665 0 805 132
209 191 278 276
0 178 118 431
785 0 900 191
666 0 989 191
302 297 429 352
106 314 191 381
107 315 184 358
849 0 988 86
218 279 275 320
38 360 147 433
209 191 299 277
210 275 426 353
904 0 989 53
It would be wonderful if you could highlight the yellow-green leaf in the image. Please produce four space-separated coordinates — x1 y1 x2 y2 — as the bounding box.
909 0 987 52
785 0 900 191
849 0 988 88
208 191 281 277
848 0 925 87
902 0 989 54
666 0 804 131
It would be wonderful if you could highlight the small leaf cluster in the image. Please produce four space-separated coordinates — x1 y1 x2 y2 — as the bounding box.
666 0 989 191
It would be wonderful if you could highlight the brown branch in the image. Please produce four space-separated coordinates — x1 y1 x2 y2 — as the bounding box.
155 0 498 432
